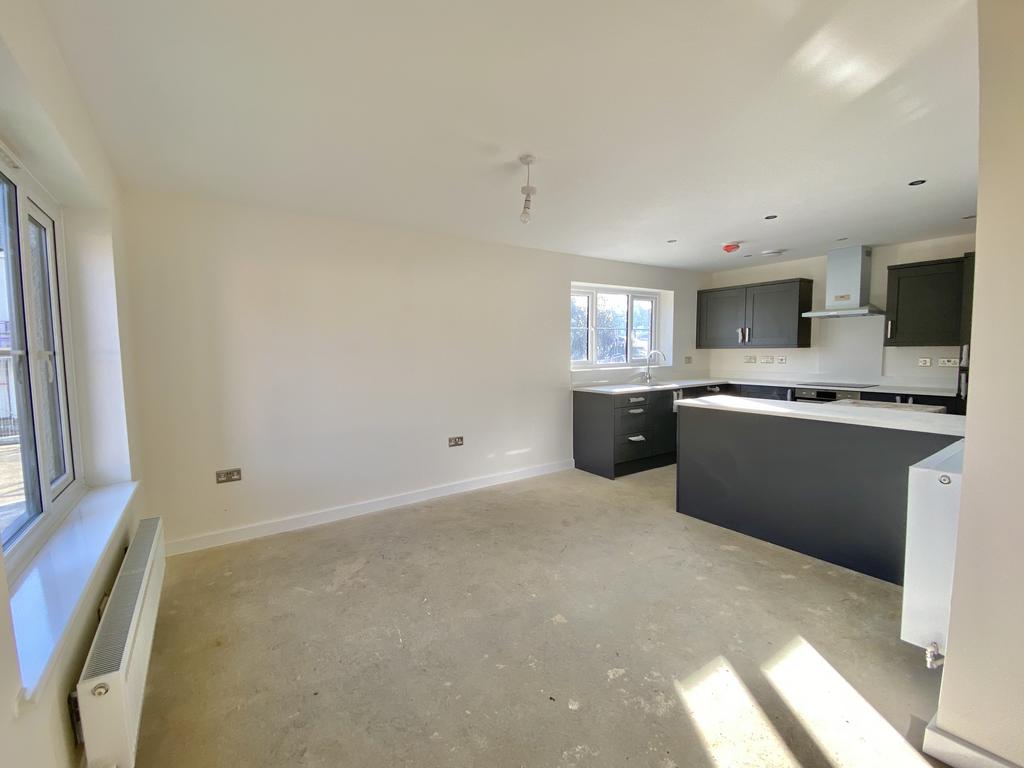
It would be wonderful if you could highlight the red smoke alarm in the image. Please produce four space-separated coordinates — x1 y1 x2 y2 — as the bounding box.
722 242 741 253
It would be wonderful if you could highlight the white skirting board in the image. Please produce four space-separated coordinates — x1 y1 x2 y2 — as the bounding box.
166 459 575 555
924 717 1022 768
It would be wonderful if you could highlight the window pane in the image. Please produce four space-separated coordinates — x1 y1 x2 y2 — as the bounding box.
26 215 68 488
631 328 652 361
632 298 653 331
596 293 627 329
595 293 627 363
570 294 589 328
0 174 42 548
596 329 627 364
570 328 589 362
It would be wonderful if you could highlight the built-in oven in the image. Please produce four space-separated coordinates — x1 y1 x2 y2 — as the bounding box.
794 388 862 403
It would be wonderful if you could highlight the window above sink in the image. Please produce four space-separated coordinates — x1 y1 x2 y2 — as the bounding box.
570 282 674 371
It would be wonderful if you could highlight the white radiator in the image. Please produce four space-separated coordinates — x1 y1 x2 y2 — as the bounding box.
902 441 963 656
77 517 165 768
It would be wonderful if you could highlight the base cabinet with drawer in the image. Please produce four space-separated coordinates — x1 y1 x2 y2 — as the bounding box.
573 385 724 479
573 390 680 479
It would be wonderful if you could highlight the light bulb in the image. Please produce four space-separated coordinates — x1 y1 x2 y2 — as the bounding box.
520 192 532 224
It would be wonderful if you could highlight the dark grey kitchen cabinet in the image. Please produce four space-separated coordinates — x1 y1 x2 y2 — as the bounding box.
686 383 731 397
696 286 747 348
860 391 961 414
960 252 975 345
573 390 679 479
734 384 793 401
745 281 812 347
697 279 812 349
885 257 966 346
649 391 677 455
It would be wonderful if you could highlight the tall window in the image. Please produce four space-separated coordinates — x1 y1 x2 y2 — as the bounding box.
570 286 660 368
0 170 75 553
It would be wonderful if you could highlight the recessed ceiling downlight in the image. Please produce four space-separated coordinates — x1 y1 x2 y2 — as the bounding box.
908 179 927 186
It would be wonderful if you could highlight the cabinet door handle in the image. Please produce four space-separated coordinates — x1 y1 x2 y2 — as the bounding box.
737 327 744 343
886 320 893 339
628 396 645 403
628 408 644 414
707 385 721 393
744 327 750 343
627 435 646 442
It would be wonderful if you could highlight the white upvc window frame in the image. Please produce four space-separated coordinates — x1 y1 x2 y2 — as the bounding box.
570 286 660 370
0 158 85 583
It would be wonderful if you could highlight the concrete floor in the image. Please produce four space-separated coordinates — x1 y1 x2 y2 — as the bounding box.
138 467 944 768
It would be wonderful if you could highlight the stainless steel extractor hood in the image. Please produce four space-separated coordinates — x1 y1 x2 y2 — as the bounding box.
802 245 884 318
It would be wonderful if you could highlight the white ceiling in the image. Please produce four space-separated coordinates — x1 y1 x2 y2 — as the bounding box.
39 0 978 271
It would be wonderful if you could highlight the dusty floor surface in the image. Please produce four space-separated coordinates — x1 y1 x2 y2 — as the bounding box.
137 467 944 768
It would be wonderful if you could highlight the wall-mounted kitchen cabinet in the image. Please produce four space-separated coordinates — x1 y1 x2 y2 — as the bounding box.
885 256 971 347
697 278 812 349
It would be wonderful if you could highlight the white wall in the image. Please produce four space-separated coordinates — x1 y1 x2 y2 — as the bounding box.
706 234 975 385
123 187 707 550
934 1 1023 764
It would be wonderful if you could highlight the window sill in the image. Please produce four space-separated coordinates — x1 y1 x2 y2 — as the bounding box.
8 482 137 700
570 363 670 373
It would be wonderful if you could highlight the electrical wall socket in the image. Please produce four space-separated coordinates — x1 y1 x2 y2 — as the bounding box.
758 355 775 364
938 358 960 367
448 436 464 447
683 355 693 364
918 357 932 367
215 468 242 484
775 355 787 364
743 355 756 364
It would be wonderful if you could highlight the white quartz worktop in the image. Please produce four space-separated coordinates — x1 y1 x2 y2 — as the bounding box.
574 377 957 397
675 395 966 436
572 379 724 395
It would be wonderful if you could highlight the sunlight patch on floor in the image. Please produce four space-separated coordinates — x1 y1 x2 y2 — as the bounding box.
762 636 931 768
676 657 800 768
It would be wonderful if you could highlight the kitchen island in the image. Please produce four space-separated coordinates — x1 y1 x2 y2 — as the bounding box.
674 395 965 584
